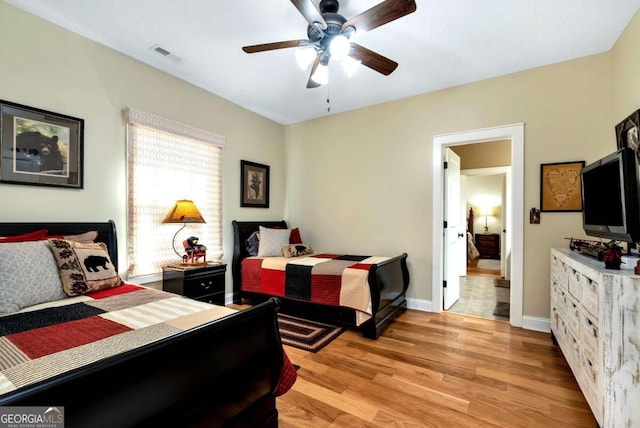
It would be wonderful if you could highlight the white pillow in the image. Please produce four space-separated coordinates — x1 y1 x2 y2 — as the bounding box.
0 241 67 314
257 226 291 257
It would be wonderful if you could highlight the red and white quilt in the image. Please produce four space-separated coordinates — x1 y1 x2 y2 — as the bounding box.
241 253 391 325
0 284 238 396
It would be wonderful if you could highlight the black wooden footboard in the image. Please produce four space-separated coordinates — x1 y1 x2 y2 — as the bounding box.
361 253 410 339
0 298 284 428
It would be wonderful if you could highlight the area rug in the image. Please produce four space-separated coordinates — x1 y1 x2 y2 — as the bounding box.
493 302 510 317
477 259 501 270
494 279 510 288
277 314 345 353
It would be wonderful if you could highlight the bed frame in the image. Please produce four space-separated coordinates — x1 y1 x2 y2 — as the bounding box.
0 221 285 428
232 220 410 339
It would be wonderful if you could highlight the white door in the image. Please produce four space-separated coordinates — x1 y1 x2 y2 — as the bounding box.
443 148 464 310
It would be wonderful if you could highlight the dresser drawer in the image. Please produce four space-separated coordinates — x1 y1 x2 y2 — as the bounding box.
568 268 581 300
565 296 581 336
580 312 599 360
580 349 602 418
551 256 568 289
580 277 599 319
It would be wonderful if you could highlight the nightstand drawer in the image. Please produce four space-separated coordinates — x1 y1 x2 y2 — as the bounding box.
475 234 500 258
163 263 226 305
184 272 222 299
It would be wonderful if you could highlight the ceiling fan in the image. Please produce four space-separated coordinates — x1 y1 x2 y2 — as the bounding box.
242 0 417 88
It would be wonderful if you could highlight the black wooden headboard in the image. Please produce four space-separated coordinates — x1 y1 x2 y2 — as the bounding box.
231 220 287 303
0 221 119 270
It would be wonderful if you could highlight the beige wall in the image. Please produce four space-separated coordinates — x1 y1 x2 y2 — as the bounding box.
612 5 640 129
285 51 613 319
0 3 286 295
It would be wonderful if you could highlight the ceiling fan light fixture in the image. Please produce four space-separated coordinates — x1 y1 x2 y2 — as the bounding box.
342 56 361 77
329 35 350 60
311 63 329 85
295 46 317 69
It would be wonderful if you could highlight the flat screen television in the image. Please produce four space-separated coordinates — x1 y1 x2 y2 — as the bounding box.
581 147 640 243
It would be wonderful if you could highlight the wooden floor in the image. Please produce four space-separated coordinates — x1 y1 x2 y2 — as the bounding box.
276 310 597 427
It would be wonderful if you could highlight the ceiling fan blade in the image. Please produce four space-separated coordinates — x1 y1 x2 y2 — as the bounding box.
350 43 398 75
242 40 307 53
291 0 327 29
342 0 416 33
306 55 321 88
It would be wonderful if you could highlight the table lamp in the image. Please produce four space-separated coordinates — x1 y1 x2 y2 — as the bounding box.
162 199 205 260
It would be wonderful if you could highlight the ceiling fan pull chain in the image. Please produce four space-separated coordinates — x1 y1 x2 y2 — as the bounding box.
327 84 331 113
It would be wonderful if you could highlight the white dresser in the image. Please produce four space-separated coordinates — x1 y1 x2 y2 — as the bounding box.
550 248 640 427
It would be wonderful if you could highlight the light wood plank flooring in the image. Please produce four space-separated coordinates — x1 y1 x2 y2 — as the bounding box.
276 310 596 427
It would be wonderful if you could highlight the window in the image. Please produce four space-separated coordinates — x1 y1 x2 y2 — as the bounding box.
125 107 224 279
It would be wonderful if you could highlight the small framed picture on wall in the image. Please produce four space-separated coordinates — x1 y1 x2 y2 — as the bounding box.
240 160 269 208
540 161 585 212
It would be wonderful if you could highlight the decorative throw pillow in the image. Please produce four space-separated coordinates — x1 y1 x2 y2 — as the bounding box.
0 240 67 314
289 227 303 244
47 238 122 296
282 243 313 258
0 229 48 243
257 226 291 257
245 231 260 256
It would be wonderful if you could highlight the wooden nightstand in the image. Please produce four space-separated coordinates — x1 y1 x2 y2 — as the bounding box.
162 263 226 305
475 234 500 259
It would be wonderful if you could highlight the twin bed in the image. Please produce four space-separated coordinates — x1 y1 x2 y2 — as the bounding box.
231 220 410 339
0 221 293 427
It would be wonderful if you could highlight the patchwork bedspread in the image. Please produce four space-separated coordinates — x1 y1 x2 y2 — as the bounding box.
0 283 238 396
242 253 391 326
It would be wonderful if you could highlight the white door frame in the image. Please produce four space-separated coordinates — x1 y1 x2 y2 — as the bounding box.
432 123 524 327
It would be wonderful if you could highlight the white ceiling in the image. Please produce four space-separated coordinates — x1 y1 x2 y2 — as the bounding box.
6 0 640 125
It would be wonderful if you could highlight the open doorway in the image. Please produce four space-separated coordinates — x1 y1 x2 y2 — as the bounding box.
450 165 511 321
431 124 524 327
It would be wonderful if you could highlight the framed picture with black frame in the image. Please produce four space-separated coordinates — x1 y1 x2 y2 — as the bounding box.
240 160 269 208
0 99 84 188
540 161 585 212
615 109 640 154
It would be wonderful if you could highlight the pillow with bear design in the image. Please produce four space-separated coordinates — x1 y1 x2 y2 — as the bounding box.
47 238 122 296
282 243 313 258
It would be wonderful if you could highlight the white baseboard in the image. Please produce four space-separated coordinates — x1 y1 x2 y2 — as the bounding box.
406 298 432 312
405 298 550 333
522 315 550 333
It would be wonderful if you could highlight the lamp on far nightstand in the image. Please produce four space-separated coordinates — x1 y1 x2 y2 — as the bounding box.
481 206 493 233
162 199 205 260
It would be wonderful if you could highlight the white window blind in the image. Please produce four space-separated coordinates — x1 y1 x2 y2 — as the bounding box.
125 107 224 278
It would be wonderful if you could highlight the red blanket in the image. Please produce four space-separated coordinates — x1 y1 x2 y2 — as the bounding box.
242 253 391 325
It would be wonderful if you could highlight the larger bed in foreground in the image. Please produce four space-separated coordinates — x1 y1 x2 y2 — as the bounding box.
0 221 295 427
232 220 410 339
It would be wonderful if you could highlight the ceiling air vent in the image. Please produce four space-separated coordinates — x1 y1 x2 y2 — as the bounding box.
149 44 183 63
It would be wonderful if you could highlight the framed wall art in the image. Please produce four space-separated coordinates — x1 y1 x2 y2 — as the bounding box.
615 109 640 153
0 99 84 188
241 160 269 208
540 161 585 212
